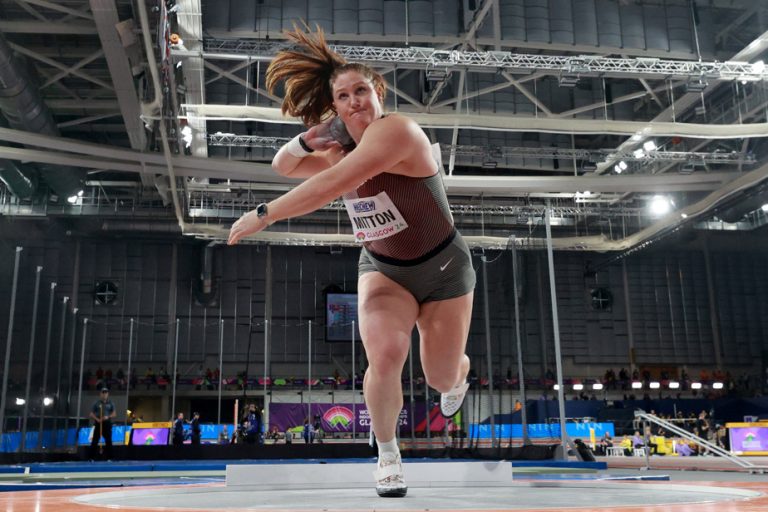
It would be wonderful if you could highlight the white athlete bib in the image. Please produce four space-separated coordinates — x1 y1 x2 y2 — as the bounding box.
343 191 409 242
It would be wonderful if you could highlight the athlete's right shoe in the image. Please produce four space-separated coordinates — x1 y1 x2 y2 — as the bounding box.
374 452 408 497
440 381 469 417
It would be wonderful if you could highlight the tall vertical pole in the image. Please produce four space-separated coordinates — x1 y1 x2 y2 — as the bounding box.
263 319 269 427
75 319 89 436
66 308 79 435
0 247 23 438
481 254 496 448
38 282 57 450
125 318 134 420
703 242 723 369
545 205 568 458
425 379 431 448
511 244 530 445
217 319 224 424
171 318 180 419
408 335 415 441
264 246 272 428
307 321 312 430
21 265 43 452
622 260 636 372
52 296 69 449
351 320 356 441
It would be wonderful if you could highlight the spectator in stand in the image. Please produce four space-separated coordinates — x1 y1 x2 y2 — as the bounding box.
266 425 280 441
715 424 728 450
696 410 710 442
285 427 293 444
145 367 155 389
618 368 629 390
644 425 658 455
159 367 170 389
115 367 125 389
196 365 205 390
598 432 613 455
676 440 693 456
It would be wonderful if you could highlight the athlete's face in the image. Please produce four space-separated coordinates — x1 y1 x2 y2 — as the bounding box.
331 71 383 135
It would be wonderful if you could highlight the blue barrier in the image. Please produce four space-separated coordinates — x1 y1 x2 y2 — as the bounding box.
468 422 614 440
1 428 78 453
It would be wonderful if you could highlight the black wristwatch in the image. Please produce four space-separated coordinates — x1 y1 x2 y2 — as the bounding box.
256 202 269 219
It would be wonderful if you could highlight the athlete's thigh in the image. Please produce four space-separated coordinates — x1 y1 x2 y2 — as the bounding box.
416 292 474 372
358 271 420 365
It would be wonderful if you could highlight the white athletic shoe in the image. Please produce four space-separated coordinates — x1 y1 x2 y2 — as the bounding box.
374 452 407 497
440 382 469 417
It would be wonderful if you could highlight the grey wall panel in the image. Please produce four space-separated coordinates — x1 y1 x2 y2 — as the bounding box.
666 4 692 54
500 0 526 41
334 0 359 34
202 0 230 31
383 0 406 36
548 0 574 45
643 5 669 53
433 0 460 37
409 0 434 36
254 0 282 34
524 0 550 43
359 0 384 35
619 4 645 51
282 0 308 31
307 0 334 32
694 7 716 59
229 1 256 32
572 0 598 47
2 237 766 385
595 0 621 49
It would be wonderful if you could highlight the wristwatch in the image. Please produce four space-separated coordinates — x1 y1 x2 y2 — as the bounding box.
256 202 269 219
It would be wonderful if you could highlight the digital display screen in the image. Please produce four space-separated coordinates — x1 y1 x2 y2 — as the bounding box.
131 427 170 446
326 293 360 342
729 426 768 454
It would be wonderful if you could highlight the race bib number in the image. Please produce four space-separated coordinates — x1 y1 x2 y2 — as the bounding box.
343 191 409 242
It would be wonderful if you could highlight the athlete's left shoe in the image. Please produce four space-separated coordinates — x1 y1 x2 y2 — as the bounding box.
440 382 469 417
374 452 408 497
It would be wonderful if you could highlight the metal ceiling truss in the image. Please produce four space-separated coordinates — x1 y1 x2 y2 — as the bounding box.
204 132 754 166
186 40 768 82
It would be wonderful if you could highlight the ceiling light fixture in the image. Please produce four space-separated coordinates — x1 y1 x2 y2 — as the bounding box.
649 195 673 216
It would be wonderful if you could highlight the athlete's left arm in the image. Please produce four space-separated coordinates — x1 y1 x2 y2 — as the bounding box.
228 116 418 245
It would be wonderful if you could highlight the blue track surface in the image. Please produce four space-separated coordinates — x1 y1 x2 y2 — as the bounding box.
15 458 605 474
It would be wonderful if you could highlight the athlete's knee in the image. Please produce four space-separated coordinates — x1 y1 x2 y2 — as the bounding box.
365 340 409 377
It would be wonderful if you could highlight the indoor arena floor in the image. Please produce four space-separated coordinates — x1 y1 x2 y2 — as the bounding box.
1 457 767 512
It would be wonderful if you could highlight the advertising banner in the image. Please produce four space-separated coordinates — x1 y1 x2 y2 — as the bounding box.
269 402 461 433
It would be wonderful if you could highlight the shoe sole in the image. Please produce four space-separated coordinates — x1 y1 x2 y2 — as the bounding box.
377 488 408 497
440 394 467 418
